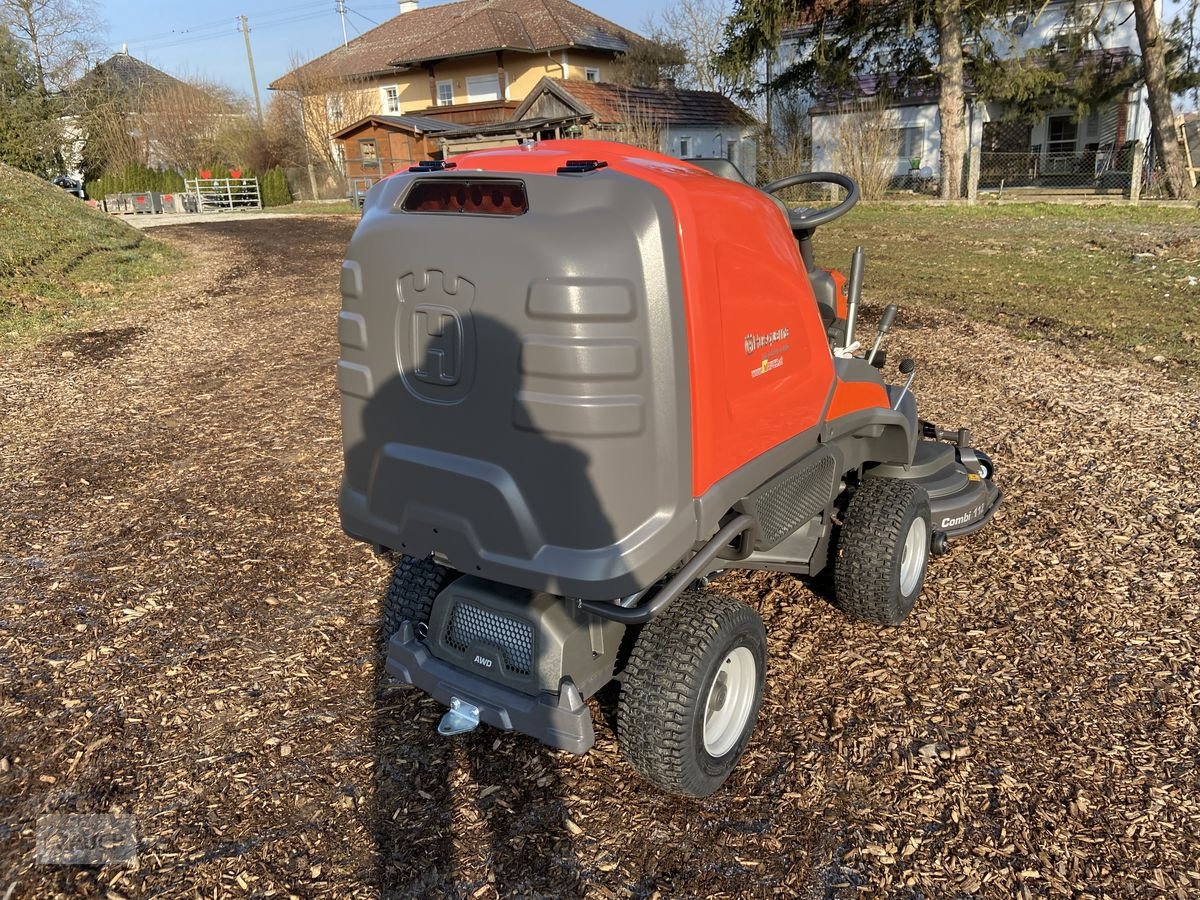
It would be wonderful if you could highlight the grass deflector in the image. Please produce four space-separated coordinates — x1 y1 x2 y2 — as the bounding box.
338 140 1001 797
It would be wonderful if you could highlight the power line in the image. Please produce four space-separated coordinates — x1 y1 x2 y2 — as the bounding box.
119 0 329 45
346 7 381 27
118 8 332 54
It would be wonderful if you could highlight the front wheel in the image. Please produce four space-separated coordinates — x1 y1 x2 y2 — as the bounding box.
617 593 766 797
834 477 931 626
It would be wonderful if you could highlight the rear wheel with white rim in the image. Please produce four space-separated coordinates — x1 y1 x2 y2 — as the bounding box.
834 477 932 626
618 593 767 798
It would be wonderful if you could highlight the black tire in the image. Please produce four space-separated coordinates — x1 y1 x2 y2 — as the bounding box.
617 593 767 798
382 555 457 641
834 477 931 626
973 450 995 481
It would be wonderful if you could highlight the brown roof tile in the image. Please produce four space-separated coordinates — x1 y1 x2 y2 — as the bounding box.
536 78 757 128
270 0 642 89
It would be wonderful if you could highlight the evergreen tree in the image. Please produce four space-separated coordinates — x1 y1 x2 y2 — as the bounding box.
0 25 60 175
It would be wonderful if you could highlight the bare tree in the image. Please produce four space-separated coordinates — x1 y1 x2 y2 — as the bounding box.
74 76 143 174
827 96 900 201
0 0 100 94
137 77 248 171
645 0 756 100
274 54 380 173
74 69 251 175
606 94 666 151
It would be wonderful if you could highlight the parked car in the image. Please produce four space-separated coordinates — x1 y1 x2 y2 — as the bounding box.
51 175 85 200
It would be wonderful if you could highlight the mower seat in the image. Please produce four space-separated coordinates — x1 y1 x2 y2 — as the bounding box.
684 158 791 220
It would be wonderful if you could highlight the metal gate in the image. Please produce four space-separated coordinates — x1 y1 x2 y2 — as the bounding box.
183 177 262 212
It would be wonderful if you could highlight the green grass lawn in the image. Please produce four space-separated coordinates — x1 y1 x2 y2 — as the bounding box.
819 203 1200 369
1 163 182 347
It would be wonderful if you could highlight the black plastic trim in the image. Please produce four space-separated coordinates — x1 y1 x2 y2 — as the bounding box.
556 159 609 174
578 514 754 624
386 622 596 753
408 160 458 172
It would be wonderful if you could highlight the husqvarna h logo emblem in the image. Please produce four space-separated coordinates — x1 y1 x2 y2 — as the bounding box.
396 269 475 403
412 306 462 385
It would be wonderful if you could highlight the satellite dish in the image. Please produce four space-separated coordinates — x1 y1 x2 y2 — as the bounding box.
920 166 933 178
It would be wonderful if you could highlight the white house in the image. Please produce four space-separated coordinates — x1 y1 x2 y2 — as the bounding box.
781 0 1160 187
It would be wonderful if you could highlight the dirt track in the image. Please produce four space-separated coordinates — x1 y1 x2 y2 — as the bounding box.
2 218 1198 898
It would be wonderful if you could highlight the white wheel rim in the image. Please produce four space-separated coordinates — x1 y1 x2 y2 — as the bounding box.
899 516 929 596
702 646 757 757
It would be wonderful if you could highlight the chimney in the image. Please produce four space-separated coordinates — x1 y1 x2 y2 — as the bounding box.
399 0 418 12
656 75 676 92
121 42 129 54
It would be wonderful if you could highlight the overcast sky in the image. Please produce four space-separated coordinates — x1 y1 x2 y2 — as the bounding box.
95 0 671 100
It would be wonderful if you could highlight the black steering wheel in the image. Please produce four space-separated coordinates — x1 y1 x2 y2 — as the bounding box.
763 172 860 231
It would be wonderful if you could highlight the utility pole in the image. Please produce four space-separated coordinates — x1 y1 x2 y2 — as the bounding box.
239 15 264 124
336 0 349 48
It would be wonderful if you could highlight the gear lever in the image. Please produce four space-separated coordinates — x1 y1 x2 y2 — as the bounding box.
867 303 897 366
892 358 916 410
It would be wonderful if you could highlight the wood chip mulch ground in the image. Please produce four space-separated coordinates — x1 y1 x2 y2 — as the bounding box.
1 218 1197 898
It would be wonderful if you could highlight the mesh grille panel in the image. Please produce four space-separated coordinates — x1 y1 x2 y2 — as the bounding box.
754 455 836 547
444 602 534 675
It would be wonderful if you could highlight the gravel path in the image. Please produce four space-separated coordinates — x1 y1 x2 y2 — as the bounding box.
2 218 1197 898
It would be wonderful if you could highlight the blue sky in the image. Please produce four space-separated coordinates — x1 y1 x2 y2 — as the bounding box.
95 0 672 99
95 0 1194 104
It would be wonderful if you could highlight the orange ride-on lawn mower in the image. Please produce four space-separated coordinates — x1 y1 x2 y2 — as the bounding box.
338 140 1000 797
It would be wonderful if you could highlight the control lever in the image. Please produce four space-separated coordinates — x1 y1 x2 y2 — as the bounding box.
842 246 865 349
867 303 897 365
892 358 916 410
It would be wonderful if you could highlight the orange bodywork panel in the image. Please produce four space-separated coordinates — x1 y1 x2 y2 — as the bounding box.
830 268 848 319
437 141 883 498
826 379 890 422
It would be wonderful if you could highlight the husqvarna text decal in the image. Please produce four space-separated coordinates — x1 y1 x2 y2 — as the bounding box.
745 327 790 378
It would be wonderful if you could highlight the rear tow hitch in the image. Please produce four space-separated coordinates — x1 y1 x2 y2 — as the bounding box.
438 697 481 736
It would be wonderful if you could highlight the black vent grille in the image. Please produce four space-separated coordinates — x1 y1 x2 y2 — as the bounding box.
753 454 837 548
444 603 534 675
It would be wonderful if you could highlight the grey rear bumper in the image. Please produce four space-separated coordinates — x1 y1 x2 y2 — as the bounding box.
385 622 596 754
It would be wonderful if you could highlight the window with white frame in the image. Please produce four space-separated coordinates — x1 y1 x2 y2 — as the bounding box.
1047 115 1077 156
383 85 400 113
436 79 454 106
584 67 600 83
893 125 923 159
465 74 500 103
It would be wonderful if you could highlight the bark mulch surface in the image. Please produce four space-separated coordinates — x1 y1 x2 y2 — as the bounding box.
2 219 1197 899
